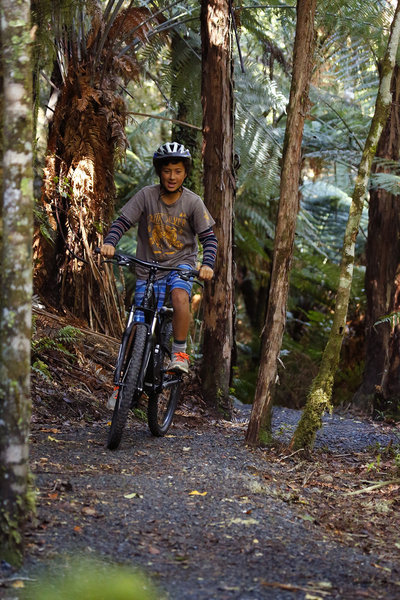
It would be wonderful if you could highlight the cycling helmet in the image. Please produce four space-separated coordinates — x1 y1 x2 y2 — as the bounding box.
153 142 191 163
153 142 192 176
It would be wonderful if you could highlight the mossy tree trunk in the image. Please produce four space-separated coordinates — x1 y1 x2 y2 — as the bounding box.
245 0 317 446
353 65 400 414
291 0 400 451
0 0 34 566
200 0 235 417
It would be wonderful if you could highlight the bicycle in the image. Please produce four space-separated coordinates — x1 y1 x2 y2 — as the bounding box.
98 250 199 450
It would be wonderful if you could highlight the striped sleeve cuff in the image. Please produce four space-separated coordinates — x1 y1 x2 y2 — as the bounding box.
198 227 218 268
103 215 132 247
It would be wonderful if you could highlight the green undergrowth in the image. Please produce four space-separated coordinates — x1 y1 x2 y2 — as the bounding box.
31 319 84 381
22 555 158 600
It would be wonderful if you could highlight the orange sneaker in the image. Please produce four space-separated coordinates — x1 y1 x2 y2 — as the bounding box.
167 352 190 374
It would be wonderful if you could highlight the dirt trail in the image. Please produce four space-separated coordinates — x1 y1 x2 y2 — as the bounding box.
5 405 400 600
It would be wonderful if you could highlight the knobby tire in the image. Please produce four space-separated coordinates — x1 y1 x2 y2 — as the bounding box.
107 323 147 450
147 321 181 436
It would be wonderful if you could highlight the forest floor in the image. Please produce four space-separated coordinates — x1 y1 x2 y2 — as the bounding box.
2 307 400 600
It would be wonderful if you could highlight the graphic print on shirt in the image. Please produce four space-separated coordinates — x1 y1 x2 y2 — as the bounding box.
148 211 188 256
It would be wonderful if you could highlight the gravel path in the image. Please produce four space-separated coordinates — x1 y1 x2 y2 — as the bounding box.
8 405 399 600
271 406 398 452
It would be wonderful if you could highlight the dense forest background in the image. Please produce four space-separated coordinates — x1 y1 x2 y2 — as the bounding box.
29 0 398 415
3 0 400 568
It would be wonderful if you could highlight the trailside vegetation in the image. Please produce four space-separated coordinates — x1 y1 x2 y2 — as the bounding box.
245 0 317 446
291 0 400 451
32 1 163 337
353 63 400 415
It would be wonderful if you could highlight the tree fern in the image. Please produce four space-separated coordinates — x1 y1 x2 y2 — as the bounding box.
374 311 400 328
31 322 84 380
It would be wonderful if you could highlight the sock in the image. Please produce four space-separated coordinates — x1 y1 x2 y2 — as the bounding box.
172 339 187 355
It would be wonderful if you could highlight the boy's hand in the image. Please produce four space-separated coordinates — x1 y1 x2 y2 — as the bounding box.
199 265 214 281
100 244 116 257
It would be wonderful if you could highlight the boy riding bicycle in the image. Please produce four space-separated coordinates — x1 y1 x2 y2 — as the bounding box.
101 142 217 374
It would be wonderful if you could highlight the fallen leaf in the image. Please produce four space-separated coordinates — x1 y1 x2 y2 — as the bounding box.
189 490 207 496
124 492 143 499
47 435 62 443
11 581 25 589
299 514 314 522
81 506 97 516
174 554 189 562
228 517 259 526
372 563 392 572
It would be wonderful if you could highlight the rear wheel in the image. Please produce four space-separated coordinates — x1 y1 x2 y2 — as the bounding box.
107 323 147 450
147 321 181 436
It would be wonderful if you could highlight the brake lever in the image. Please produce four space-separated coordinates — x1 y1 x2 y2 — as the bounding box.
180 272 204 287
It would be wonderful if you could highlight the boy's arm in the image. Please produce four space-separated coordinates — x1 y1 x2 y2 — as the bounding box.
198 227 218 281
101 215 132 257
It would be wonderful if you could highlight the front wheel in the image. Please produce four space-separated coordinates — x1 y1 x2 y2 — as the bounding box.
147 321 181 436
107 323 147 450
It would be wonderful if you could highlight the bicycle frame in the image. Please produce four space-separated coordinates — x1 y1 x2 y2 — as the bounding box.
97 248 201 447
112 257 194 397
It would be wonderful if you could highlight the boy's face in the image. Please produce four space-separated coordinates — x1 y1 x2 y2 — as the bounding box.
160 161 187 193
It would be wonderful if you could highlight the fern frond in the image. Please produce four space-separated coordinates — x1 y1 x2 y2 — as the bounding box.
374 311 400 328
32 360 53 381
57 325 84 344
369 172 400 195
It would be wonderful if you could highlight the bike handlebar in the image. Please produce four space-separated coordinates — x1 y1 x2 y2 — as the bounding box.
95 248 200 280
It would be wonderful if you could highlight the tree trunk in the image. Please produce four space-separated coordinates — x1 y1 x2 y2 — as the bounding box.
32 5 157 337
291 1 400 451
33 71 125 337
353 65 400 414
200 0 235 417
245 0 317 446
0 0 34 565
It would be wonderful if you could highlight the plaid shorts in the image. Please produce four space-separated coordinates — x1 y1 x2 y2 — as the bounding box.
134 264 193 323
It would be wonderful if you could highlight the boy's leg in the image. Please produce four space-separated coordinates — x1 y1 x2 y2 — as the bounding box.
167 268 193 373
171 288 190 342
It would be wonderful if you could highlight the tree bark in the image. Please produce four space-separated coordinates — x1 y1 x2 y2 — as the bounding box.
245 0 317 446
0 0 34 565
33 68 126 337
353 65 400 414
200 0 235 416
32 5 157 337
291 0 400 451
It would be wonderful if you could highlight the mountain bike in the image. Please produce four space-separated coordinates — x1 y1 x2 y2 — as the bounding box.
98 250 198 450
